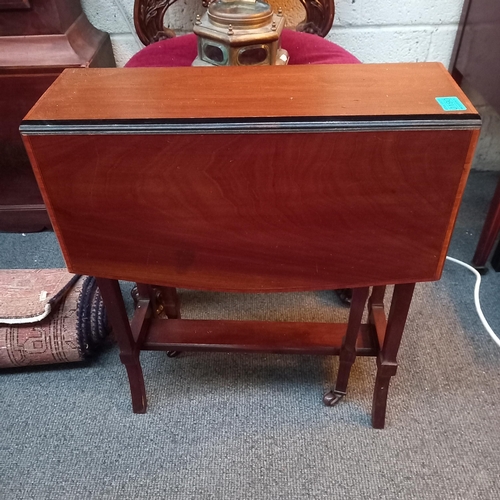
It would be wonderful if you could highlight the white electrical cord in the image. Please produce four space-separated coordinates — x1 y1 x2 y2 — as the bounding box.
445 256 500 347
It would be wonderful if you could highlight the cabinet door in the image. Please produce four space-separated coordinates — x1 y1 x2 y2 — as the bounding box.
455 0 500 113
0 73 58 231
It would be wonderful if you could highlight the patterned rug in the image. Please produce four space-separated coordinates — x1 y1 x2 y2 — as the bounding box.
0 269 110 368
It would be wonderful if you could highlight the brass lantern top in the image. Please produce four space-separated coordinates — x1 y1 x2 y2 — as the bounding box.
192 0 288 66
208 0 273 29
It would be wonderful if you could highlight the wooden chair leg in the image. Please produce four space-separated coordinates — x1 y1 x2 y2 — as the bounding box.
323 286 370 406
96 277 147 413
371 283 415 429
472 177 500 267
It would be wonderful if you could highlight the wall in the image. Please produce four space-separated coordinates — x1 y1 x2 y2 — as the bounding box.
81 0 465 67
80 0 500 171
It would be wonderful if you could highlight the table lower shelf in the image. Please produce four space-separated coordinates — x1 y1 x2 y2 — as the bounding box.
134 316 380 356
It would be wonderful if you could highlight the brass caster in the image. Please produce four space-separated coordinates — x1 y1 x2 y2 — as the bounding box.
166 351 181 358
323 391 344 406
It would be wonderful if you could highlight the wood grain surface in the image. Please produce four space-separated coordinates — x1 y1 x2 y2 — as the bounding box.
25 127 477 291
23 63 477 122
143 319 378 355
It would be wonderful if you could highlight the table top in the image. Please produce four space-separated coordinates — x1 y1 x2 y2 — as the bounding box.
23 63 478 125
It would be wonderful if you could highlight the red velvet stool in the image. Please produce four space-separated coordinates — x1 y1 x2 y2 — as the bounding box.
126 30 360 68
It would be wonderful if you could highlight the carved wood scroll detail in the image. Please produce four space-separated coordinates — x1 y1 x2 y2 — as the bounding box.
134 0 179 45
297 0 335 38
134 0 335 46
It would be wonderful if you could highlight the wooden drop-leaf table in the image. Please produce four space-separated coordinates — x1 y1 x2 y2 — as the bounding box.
21 63 480 428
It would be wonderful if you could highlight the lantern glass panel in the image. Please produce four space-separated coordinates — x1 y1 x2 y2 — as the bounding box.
203 42 227 65
238 45 269 65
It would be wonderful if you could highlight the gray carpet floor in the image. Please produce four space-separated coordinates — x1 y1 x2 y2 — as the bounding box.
1 171 500 500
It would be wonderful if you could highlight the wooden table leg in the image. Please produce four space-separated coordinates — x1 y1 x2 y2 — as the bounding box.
370 286 386 308
159 287 182 357
472 177 500 268
96 277 147 413
371 282 415 429
368 286 387 348
135 284 180 319
323 286 370 406
156 286 182 357
157 286 181 319
491 239 500 272
136 283 182 357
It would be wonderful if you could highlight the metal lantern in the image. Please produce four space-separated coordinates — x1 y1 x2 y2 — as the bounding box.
192 0 289 67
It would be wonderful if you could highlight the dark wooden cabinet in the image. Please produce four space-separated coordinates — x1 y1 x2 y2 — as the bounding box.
450 0 500 113
0 0 115 232
450 0 500 269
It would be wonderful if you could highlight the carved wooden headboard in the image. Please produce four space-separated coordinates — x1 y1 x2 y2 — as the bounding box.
134 0 335 45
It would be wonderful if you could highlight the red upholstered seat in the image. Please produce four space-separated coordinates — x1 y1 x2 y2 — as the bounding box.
125 29 360 68
281 30 360 65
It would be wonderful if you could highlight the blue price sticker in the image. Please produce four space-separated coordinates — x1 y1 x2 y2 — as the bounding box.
435 96 467 111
